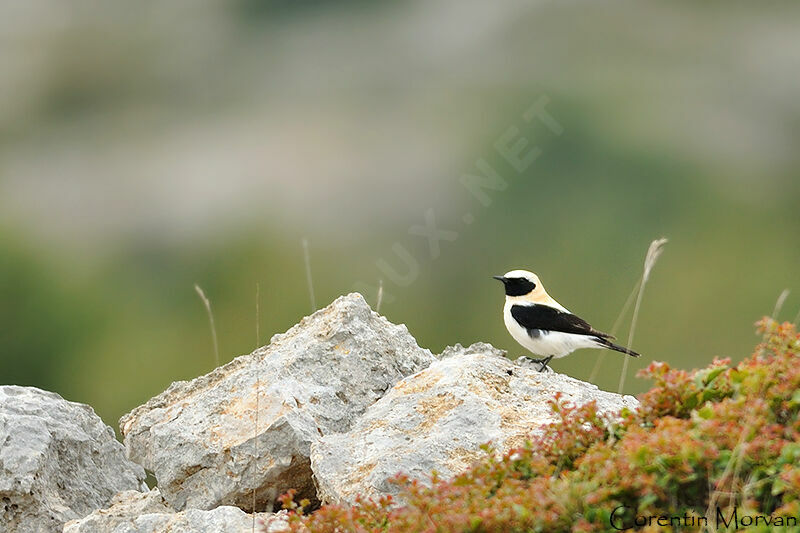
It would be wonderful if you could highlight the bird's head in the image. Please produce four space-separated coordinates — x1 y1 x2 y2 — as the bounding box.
493 269 548 302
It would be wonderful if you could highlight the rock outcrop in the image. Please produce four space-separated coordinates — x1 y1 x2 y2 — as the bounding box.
62 489 290 533
0 386 146 533
0 294 642 530
310 343 639 505
119 293 436 512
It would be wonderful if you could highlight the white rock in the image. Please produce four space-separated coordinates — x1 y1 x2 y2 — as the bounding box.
62 489 284 533
311 343 639 505
119 293 435 511
0 386 146 533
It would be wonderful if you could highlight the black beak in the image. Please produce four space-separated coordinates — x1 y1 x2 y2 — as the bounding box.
493 275 507 283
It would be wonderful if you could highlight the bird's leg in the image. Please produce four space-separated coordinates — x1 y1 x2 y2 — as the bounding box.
536 356 554 372
522 355 554 372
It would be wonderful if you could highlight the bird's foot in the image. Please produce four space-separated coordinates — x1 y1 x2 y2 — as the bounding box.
521 355 554 373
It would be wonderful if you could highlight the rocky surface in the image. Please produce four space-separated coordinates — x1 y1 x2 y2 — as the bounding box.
0 294 644 529
0 386 146 533
62 489 289 533
119 293 435 512
311 343 639 505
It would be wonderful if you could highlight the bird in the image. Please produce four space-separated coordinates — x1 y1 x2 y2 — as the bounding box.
493 269 640 372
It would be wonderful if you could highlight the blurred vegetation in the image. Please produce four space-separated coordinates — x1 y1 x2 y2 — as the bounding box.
0 1 798 428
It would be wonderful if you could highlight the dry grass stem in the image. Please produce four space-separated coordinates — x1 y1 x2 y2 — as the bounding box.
589 278 641 383
256 282 261 347
253 282 261 530
194 284 220 368
376 280 384 313
772 289 790 319
704 411 757 533
618 238 667 394
302 238 316 312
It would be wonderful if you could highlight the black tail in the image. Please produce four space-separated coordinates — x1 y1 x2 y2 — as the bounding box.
595 337 640 357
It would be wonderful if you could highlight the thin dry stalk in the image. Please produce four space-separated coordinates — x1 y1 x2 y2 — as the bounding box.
704 411 757 533
617 238 667 394
772 289 790 319
302 238 316 312
589 278 641 383
194 284 220 368
376 279 384 313
755 289 793 360
256 282 261 348
253 283 261 531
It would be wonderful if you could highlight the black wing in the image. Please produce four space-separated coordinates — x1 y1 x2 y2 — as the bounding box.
510 304 612 339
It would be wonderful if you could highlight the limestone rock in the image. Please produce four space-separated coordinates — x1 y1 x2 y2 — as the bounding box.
310 343 639 505
62 489 172 532
119 293 435 512
62 489 285 533
0 386 146 533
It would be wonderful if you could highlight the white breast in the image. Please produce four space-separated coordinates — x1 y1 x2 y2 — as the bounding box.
502 301 599 358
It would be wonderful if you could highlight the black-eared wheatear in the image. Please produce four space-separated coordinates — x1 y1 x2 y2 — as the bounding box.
493 269 640 372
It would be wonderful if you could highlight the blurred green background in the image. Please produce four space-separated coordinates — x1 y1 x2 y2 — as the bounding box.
1 1 799 429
